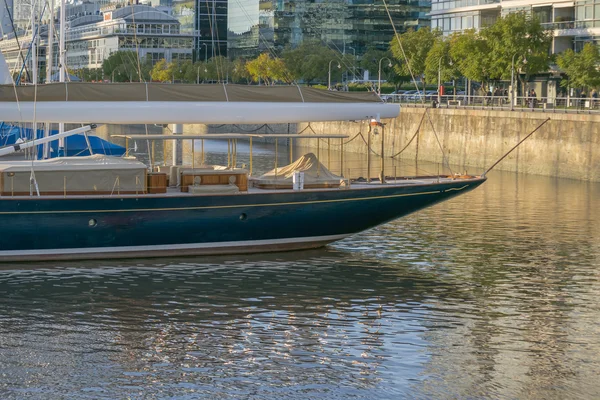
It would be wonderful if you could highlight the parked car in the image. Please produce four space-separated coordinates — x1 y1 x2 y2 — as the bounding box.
400 90 419 101
381 90 406 102
425 90 438 101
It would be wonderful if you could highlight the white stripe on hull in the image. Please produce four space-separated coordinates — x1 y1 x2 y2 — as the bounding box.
0 101 399 124
0 234 350 262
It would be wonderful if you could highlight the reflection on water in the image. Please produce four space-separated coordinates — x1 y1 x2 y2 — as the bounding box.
0 145 600 398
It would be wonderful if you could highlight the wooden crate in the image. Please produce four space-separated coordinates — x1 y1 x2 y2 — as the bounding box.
147 172 167 194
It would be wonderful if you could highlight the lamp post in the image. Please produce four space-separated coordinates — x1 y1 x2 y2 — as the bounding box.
511 53 528 110
348 46 356 80
197 66 200 84
437 56 444 104
511 53 517 110
328 59 340 90
378 57 392 96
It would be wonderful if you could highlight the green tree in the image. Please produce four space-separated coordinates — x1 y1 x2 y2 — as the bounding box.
231 59 251 83
556 43 600 91
481 13 552 85
282 41 338 85
102 51 141 82
360 47 397 89
390 28 440 86
424 36 460 87
448 29 492 87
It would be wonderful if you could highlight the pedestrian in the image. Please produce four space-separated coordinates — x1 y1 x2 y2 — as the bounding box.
532 89 538 108
591 89 598 108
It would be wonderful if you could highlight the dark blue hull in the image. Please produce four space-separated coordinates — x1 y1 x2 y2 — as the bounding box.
0 178 485 261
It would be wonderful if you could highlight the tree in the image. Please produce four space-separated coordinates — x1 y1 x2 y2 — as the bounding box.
231 59 251 84
246 53 289 85
448 29 492 87
481 13 552 85
390 28 440 86
556 43 600 91
360 46 398 89
424 36 460 86
150 59 171 82
102 51 141 82
282 41 338 85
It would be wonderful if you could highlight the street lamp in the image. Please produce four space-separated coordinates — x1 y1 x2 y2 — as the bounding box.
328 59 341 90
197 66 200 84
511 53 527 110
378 57 392 96
437 56 444 104
511 53 518 110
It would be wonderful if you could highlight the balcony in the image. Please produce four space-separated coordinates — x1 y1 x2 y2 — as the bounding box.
541 21 575 30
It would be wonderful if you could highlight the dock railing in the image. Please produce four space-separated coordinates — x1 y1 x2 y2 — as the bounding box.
386 94 600 114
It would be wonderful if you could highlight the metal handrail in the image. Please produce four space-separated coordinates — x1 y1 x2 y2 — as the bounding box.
385 94 600 113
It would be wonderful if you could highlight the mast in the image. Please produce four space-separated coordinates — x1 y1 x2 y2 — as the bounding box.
43 0 54 158
31 0 37 156
58 0 65 155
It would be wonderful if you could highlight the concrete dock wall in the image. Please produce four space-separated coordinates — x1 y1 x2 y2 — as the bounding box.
295 107 600 182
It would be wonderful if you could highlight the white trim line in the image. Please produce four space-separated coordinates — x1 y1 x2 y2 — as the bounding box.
0 234 350 258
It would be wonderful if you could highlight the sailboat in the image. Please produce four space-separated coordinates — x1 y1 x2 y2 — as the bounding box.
0 24 487 261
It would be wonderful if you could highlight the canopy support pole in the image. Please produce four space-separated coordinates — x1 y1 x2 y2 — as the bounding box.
275 138 278 178
172 124 183 165
380 125 385 184
289 138 293 164
327 138 331 170
192 139 195 169
367 126 372 183
340 138 344 178
151 140 155 168
249 137 253 176
227 139 231 168
201 139 204 165
317 138 321 177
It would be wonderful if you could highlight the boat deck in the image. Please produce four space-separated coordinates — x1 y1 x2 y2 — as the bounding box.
0 176 481 200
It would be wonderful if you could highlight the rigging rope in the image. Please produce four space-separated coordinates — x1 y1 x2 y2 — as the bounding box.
382 0 423 104
390 109 427 158
424 108 453 175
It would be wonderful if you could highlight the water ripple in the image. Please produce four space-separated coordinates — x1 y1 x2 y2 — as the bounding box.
0 171 599 399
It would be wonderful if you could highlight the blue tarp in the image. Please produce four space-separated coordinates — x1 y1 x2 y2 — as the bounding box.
0 123 126 158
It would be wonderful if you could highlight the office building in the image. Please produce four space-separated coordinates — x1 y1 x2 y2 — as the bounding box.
227 0 431 59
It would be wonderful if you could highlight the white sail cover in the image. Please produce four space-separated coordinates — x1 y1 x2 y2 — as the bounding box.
0 155 147 194
253 153 342 189
0 83 400 124
0 50 13 85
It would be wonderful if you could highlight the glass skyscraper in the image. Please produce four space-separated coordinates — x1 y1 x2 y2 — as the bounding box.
185 0 430 60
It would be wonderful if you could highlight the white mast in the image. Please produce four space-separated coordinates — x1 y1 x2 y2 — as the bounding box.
31 0 38 156
58 0 65 155
43 0 54 158
46 0 54 84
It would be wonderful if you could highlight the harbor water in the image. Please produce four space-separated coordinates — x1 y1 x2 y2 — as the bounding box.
1 141 599 399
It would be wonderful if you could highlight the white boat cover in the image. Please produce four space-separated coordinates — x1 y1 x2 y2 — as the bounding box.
253 153 342 189
0 83 399 124
0 155 147 194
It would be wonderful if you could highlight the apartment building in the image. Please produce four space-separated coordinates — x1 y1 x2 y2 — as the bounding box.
430 0 584 53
